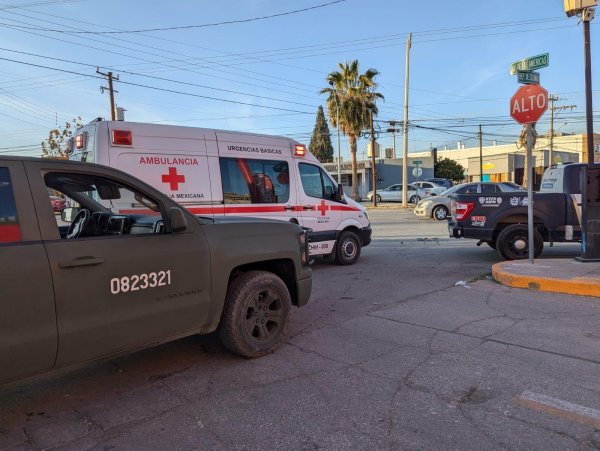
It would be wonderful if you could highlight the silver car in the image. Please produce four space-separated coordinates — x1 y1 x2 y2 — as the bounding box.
367 183 425 204
414 182 523 220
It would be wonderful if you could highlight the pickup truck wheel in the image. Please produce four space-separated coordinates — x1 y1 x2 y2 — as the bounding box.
496 225 543 260
219 271 291 358
432 205 449 220
335 230 361 265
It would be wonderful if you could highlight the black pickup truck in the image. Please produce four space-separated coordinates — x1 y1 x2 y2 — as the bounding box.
448 163 584 260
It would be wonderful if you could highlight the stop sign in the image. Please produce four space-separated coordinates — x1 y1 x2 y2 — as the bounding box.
510 84 548 124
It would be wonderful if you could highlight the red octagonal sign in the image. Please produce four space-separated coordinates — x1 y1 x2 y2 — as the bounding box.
510 84 548 125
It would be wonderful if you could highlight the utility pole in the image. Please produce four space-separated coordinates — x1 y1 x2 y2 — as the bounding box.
479 124 483 181
370 111 377 207
402 32 412 208
547 95 576 167
97 68 119 121
330 81 342 183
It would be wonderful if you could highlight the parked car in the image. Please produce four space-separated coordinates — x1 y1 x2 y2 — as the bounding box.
424 178 453 189
367 183 425 204
412 181 446 197
49 195 66 213
414 181 523 221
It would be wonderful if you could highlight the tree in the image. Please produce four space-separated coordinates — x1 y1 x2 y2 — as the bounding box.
434 157 465 182
309 105 334 163
41 117 83 158
321 60 384 200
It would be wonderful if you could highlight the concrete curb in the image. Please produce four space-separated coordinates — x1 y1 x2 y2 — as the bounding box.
492 260 600 298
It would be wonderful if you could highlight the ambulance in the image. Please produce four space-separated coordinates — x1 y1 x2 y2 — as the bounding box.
68 119 372 265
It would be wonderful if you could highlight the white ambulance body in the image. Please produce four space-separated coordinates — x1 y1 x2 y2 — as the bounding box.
68 120 372 265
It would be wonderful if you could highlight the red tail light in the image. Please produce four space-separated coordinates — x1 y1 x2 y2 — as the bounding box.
294 144 306 156
112 130 132 146
455 201 475 221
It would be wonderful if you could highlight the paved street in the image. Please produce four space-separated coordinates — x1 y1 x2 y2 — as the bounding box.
2 209 599 450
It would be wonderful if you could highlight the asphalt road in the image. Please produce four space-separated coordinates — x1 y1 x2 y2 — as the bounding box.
1 209 599 450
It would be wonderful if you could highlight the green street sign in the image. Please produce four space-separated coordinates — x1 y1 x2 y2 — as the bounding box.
510 53 549 75
413 160 422 165
517 70 540 84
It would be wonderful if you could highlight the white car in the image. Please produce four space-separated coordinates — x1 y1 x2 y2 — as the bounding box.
412 181 446 197
367 183 425 204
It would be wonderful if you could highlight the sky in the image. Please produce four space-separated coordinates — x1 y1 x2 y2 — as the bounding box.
0 0 598 160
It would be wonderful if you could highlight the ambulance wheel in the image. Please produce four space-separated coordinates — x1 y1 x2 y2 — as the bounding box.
335 230 361 265
219 271 291 358
496 224 543 261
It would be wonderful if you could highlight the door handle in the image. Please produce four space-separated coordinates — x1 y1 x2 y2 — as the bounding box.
303 206 313 211
284 205 294 211
59 256 105 268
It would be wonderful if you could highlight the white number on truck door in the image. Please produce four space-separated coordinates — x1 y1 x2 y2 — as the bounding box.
110 270 171 294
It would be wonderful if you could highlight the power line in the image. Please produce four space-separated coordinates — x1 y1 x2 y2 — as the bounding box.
5 0 347 34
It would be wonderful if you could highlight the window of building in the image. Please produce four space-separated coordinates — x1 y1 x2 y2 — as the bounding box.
220 158 290 204
0 167 20 243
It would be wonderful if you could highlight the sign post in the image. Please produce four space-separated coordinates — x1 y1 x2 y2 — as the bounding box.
510 83 549 263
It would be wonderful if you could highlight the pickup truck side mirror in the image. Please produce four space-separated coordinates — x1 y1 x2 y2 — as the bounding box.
169 207 187 233
61 207 80 223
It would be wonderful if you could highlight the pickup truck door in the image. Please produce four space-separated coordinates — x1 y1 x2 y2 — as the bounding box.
0 161 57 383
24 161 212 368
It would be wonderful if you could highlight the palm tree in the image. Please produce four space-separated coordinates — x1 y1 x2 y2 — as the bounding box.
320 60 384 200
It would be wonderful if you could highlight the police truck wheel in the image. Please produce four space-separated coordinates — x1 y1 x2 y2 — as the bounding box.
496 224 543 261
335 230 361 265
432 205 448 220
219 271 291 358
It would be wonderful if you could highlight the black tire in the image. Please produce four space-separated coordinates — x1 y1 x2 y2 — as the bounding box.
375 194 382 203
335 230 361 265
409 195 420 204
432 205 449 221
496 224 543 261
219 271 291 358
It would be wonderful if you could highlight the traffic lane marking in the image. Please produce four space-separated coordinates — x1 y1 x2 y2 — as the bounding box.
514 390 600 428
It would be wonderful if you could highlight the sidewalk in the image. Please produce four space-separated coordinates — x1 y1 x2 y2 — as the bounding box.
492 258 600 298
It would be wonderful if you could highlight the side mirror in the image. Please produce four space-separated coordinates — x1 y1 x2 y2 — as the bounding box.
336 183 344 202
61 207 79 223
169 207 188 233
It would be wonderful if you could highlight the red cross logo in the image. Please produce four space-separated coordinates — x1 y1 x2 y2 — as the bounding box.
161 167 185 191
316 199 329 216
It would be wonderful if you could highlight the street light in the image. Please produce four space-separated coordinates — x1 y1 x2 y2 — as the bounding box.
329 81 342 184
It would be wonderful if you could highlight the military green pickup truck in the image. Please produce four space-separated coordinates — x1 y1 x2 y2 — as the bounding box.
0 156 312 385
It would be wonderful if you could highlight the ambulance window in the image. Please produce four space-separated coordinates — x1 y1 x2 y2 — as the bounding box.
0 167 21 243
219 157 290 204
299 163 337 201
